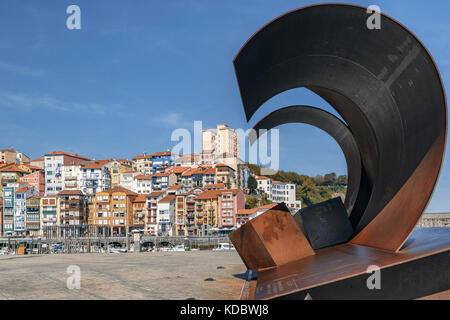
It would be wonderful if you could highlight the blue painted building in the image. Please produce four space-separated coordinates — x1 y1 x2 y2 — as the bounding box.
14 186 38 235
151 152 173 174
2 187 14 236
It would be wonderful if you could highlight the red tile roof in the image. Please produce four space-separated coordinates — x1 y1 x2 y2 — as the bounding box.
0 164 28 173
132 154 153 160
236 203 277 215
153 151 172 157
236 208 258 215
153 172 169 177
168 166 191 174
99 186 138 196
216 163 231 168
133 194 148 202
202 183 225 190
21 164 43 171
45 151 90 161
181 168 195 177
181 167 213 177
134 174 153 180
159 194 176 203
196 188 241 200
15 186 33 194
148 191 164 198
196 190 223 200
58 190 84 195
256 176 271 180
203 168 216 175
258 203 278 210
168 185 183 190
0 163 12 169
82 159 112 169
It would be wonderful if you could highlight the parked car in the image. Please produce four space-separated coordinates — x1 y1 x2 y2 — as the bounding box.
213 243 235 251
158 245 174 252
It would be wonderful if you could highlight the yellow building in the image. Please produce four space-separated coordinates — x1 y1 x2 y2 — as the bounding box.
215 164 236 188
109 159 133 187
91 186 138 236
195 190 221 236
0 164 28 193
175 194 186 236
132 194 147 231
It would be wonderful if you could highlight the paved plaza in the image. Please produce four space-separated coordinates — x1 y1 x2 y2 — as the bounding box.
0 250 246 300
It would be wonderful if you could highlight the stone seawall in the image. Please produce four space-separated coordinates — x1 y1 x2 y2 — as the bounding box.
418 213 450 228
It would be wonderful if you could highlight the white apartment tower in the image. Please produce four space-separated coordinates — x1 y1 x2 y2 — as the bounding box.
202 124 239 169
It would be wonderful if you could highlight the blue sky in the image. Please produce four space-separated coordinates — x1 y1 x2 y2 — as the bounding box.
1 0 449 211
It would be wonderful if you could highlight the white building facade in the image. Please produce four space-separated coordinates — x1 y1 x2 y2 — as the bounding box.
44 152 90 196
257 176 301 209
157 195 175 236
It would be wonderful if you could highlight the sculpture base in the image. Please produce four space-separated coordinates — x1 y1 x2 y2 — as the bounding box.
241 228 450 300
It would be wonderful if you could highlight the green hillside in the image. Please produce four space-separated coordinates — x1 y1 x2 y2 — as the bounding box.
245 164 348 208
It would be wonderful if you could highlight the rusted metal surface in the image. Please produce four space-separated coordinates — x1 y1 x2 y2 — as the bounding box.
229 3 448 300
233 3 447 252
229 217 276 270
229 203 314 270
350 135 446 251
254 228 450 300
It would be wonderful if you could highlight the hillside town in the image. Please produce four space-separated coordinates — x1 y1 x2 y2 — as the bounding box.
0 124 302 239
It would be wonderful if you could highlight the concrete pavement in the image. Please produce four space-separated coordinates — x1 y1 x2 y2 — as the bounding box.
0 250 246 300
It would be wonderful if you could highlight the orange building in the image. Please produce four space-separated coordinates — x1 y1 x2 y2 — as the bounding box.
194 188 244 235
132 194 147 231
91 186 138 236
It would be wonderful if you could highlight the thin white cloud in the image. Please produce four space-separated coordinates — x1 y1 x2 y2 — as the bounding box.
0 60 43 77
156 112 192 128
0 90 116 116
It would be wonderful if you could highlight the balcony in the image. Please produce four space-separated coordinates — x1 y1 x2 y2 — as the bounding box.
1 178 16 184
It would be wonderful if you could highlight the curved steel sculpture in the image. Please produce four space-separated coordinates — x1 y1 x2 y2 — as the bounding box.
250 105 362 216
233 3 447 252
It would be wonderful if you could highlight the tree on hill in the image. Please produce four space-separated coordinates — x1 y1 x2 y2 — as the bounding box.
245 197 258 209
245 163 347 208
261 193 273 206
247 175 257 193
